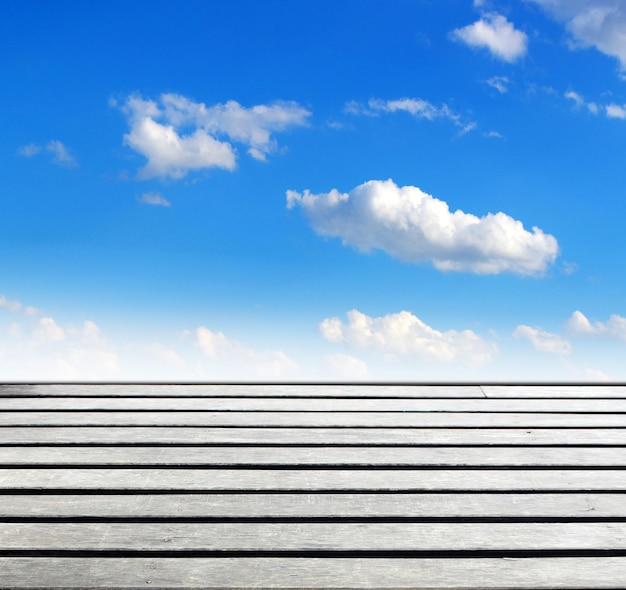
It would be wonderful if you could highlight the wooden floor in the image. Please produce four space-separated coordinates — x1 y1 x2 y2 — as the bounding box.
1 384 626 588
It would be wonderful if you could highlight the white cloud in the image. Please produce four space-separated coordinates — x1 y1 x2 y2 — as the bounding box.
451 13 528 62
46 140 78 167
606 103 626 118
565 90 600 113
33 317 65 343
567 310 626 339
194 326 297 378
324 353 370 380
513 325 572 354
530 0 626 70
287 179 559 276
138 192 171 207
17 143 41 157
319 309 497 365
486 76 510 93
120 94 310 179
149 343 186 367
345 97 473 130
0 295 38 317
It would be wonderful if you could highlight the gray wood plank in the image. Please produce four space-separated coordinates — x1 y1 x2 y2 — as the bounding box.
1 557 626 588
4 411 626 426
482 385 626 398
3 426 626 444
3 446 626 466
2 492 622 518
5 397 626 411
3 468 626 490
0 384 485 398
2 522 626 551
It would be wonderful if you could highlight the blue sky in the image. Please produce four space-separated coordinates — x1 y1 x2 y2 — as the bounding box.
2 0 626 381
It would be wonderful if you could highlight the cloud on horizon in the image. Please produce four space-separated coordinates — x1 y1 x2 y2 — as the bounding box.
287 179 559 275
319 309 497 365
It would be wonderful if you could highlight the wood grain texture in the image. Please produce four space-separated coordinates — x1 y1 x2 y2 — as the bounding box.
1 557 626 588
3 383 626 589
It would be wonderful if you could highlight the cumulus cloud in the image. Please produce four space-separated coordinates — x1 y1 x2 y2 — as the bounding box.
138 192 171 207
451 13 528 62
319 309 497 365
606 103 626 118
530 0 626 70
287 179 559 275
513 325 572 354
33 317 65 343
567 310 626 339
120 93 310 179
194 326 297 378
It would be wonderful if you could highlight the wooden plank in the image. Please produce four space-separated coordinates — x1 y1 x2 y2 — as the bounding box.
1 522 626 551
1 557 626 588
1 492 622 519
3 468 626 490
3 410 626 427
482 385 626 398
3 426 626 445
3 445 626 466
0 384 485 398
4 397 626 411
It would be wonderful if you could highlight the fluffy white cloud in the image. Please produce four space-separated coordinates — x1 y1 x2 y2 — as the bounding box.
319 309 497 365
531 0 626 70
606 103 626 118
451 13 528 62
565 90 600 113
33 317 65 343
149 343 186 367
567 310 626 339
121 94 310 179
194 326 297 378
513 325 572 354
287 179 559 275
138 192 171 207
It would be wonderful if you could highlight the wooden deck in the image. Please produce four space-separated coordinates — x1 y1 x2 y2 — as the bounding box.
1 384 626 588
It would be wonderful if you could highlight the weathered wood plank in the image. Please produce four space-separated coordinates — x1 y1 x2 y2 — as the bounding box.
1 557 626 588
3 468 626 490
2 522 626 551
482 385 626 398
4 411 626 427
4 397 626 411
2 446 626 466
3 426 626 445
0 384 485 398
1 492 621 518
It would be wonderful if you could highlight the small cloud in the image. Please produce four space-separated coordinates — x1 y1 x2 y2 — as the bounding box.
567 310 626 340
149 343 185 367
287 179 559 276
33 317 65 343
513 325 572 354
565 91 600 115
320 309 497 365
46 140 78 168
484 130 504 138
606 103 626 119
0 294 39 316
451 13 528 62
138 192 171 207
17 143 41 157
485 76 510 93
